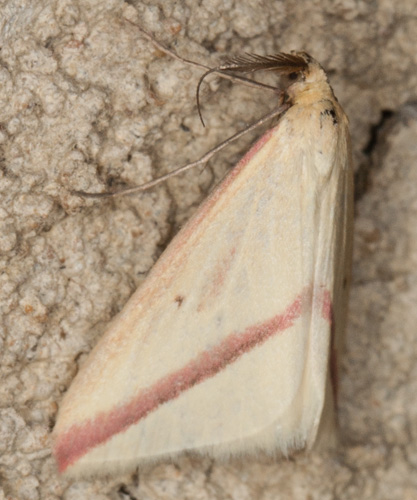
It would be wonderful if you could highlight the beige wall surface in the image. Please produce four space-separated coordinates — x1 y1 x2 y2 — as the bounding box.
1 1 416 499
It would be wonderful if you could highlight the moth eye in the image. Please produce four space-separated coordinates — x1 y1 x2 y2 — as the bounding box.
288 72 298 80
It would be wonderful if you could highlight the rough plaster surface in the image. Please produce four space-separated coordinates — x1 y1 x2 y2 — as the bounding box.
1 1 416 499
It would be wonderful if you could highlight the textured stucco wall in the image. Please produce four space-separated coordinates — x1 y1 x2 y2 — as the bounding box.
1 1 417 499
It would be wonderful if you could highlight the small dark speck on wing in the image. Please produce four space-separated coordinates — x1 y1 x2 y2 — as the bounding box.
175 296 185 307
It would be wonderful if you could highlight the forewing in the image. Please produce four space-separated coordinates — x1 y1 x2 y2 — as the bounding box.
54 101 351 475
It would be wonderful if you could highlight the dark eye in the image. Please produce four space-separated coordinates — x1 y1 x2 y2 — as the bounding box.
288 72 298 80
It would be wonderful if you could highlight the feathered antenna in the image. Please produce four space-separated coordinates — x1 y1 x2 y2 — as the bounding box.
221 53 309 74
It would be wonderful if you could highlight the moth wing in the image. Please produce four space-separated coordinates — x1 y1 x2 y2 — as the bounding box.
53 101 352 476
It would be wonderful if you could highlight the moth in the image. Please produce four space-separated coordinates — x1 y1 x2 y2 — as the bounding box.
53 25 353 477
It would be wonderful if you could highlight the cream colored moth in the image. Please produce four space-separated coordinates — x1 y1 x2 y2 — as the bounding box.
53 27 353 477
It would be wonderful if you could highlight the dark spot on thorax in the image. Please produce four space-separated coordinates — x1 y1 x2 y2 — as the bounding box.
320 106 338 127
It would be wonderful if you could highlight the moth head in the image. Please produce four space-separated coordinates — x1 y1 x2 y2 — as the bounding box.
276 52 332 106
288 51 328 85
220 52 329 97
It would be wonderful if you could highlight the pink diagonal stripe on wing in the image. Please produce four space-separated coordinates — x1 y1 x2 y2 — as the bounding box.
55 286 326 472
